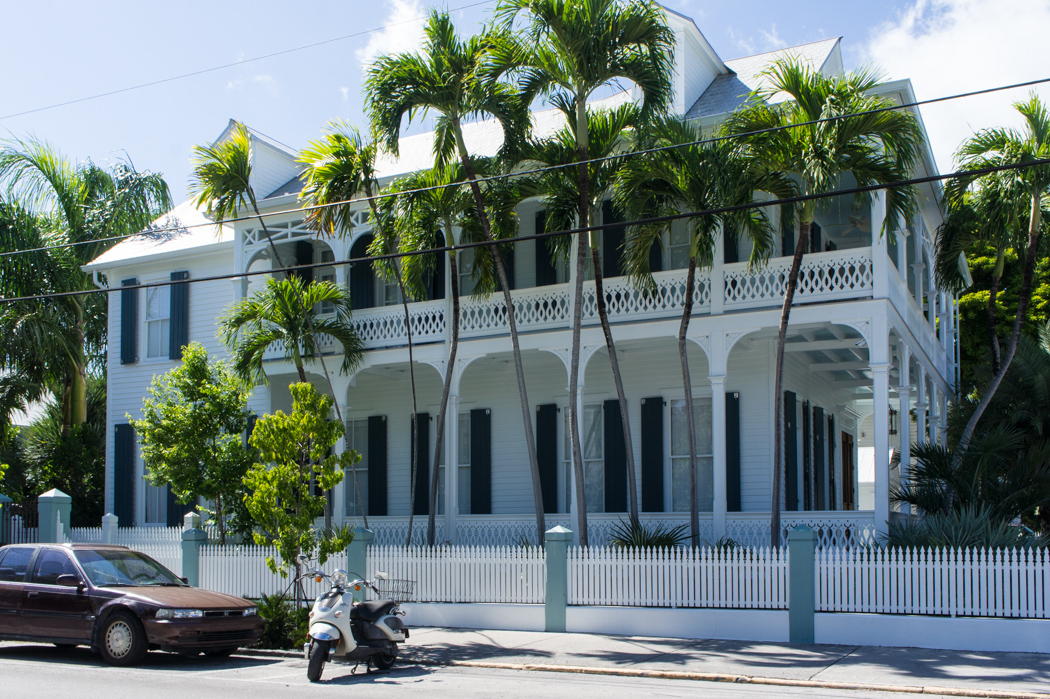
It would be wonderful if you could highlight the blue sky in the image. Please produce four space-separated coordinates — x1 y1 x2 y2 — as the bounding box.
1 0 1046 202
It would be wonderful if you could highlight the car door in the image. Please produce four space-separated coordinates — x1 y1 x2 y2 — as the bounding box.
21 547 94 642
0 546 35 637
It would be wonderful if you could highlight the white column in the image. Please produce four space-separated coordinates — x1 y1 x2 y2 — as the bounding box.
710 376 727 540
870 313 891 536
334 405 348 523
939 390 949 445
896 228 909 276
929 386 941 447
711 226 725 316
926 291 937 328
897 345 912 516
445 393 460 543
871 193 889 300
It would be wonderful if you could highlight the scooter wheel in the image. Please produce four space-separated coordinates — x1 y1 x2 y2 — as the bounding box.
373 643 397 671
307 639 329 682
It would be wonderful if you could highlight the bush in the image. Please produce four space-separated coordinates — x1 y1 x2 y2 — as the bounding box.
608 516 689 549
886 505 1049 549
255 593 310 650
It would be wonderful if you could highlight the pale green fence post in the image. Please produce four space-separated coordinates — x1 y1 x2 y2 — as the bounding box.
37 488 71 543
181 512 207 586
0 494 11 545
347 527 374 602
544 525 572 633
788 526 817 644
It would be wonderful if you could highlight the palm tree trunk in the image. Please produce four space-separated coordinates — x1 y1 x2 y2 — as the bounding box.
590 247 639 520
771 220 810 549
401 276 420 548
428 251 460 545
956 195 1042 458
679 256 700 547
216 493 226 545
70 303 88 428
987 248 1004 374
453 120 546 545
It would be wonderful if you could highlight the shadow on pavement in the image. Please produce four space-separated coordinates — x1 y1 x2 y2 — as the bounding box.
320 663 435 685
0 642 278 671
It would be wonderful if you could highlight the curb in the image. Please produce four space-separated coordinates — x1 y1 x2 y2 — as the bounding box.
235 648 1050 698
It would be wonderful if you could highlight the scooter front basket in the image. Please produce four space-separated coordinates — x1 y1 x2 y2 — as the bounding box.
376 578 415 603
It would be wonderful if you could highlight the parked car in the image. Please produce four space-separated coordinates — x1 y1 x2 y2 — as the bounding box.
0 543 264 666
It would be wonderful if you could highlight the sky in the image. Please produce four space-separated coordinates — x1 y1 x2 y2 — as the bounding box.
1 0 1047 204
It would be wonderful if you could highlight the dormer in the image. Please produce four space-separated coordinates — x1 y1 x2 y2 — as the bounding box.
660 6 729 117
211 119 302 202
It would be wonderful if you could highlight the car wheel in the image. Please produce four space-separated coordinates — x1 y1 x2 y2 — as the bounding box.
307 639 329 682
372 643 397 671
204 648 236 658
98 611 148 666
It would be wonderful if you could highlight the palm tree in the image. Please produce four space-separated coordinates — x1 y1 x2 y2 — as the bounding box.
366 10 551 544
945 94 1050 459
0 141 171 432
615 115 788 545
725 59 923 548
494 0 673 545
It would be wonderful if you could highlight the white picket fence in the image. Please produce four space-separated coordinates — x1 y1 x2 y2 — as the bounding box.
199 544 347 600
367 544 546 604
818 547 1050 619
568 546 789 609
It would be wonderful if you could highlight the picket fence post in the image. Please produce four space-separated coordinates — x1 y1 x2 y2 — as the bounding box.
180 512 206 586
347 527 374 601
544 526 572 633
101 513 118 545
788 526 817 644
0 494 11 545
37 488 71 544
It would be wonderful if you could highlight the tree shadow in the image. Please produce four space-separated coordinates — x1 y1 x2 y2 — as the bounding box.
0 642 278 671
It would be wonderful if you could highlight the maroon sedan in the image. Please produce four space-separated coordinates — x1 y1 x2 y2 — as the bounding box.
0 543 264 665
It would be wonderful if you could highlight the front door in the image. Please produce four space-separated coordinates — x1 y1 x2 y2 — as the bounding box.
841 432 855 511
21 548 94 641
0 546 34 637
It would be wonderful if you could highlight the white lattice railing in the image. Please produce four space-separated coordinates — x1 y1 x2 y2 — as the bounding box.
368 544 546 604
460 285 572 338
351 300 445 349
818 547 1050 619
725 512 876 549
723 248 874 311
581 268 711 324
568 545 787 609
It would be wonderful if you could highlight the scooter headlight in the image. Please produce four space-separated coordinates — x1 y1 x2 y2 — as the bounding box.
331 569 348 586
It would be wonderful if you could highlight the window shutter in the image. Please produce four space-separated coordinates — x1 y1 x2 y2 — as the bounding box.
640 397 664 512
367 415 387 516
601 201 625 278
802 399 812 510
603 399 627 513
428 230 446 300
497 242 515 291
827 414 837 510
412 413 430 516
350 235 374 310
784 391 798 511
726 391 741 512
809 222 823 254
120 279 138 365
470 409 492 515
535 404 558 513
813 406 825 511
166 487 194 528
723 223 739 264
649 238 663 273
535 211 557 287
114 424 136 526
295 241 314 284
169 271 189 360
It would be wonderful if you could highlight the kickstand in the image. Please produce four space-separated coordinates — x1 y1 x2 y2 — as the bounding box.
350 662 361 675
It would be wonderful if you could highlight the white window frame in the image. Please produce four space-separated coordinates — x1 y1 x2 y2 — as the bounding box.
563 402 605 513
667 395 714 514
343 417 369 518
143 282 170 360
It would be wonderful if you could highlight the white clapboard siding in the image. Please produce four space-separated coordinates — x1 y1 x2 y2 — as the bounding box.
817 547 1050 619
367 544 546 604
567 546 788 609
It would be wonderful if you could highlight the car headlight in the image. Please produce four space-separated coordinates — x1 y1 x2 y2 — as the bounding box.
243 607 257 617
155 608 172 619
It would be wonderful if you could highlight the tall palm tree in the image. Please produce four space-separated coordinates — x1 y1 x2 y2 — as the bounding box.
615 115 788 545
948 94 1050 459
494 0 673 545
725 59 922 548
366 11 550 543
0 141 171 432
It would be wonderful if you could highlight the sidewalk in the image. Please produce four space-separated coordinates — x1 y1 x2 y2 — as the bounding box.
397 627 1050 697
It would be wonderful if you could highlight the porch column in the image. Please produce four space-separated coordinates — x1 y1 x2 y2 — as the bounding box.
897 344 912 516
711 227 725 315
445 393 460 543
707 331 728 540
911 261 925 308
896 227 909 276
571 370 584 546
927 290 937 328
915 367 928 445
871 193 889 300
870 314 891 536
929 386 942 447
939 390 949 445
334 404 348 523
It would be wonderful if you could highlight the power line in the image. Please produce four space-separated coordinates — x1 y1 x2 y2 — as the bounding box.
2 74 1047 262
2 156 1046 306
0 0 495 121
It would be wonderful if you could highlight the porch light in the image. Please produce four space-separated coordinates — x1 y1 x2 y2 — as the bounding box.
889 408 899 436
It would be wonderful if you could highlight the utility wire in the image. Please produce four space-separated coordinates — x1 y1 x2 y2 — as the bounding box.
2 156 1046 305
2 74 1047 262
0 0 495 121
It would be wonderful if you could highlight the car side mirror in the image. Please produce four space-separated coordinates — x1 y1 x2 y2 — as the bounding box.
179 577 189 585
56 574 83 589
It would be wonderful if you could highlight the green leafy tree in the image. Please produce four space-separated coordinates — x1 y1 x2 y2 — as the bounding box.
129 342 253 543
725 59 922 547
244 382 355 576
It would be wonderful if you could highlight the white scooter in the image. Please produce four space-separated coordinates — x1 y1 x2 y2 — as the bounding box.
301 562 411 682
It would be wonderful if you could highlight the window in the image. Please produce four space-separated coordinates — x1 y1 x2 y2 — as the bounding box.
31 549 78 585
668 221 690 270
377 268 401 307
563 405 604 513
144 478 167 524
458 249 476 297
438 413 471 516
344 418 369 517
0 547 33 582
145 284 170 358
318 249 337 315
670 398 713 512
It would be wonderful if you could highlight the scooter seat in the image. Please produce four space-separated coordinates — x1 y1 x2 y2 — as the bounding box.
351 599 396 622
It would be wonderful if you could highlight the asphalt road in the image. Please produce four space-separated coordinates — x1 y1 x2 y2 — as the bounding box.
0 643 920 698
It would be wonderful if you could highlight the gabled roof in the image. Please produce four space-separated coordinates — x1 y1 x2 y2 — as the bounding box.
685 38 841 119
214 118 298 158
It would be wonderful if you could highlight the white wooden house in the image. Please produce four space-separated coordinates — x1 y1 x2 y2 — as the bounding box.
83 10 957 546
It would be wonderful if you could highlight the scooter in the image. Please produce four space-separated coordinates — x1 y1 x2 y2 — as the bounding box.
301 560 411 682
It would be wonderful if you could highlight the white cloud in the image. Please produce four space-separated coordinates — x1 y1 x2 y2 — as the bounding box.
861 0 1050 175
340 86 350 102
725 23 789 56
252 75 280 96
355 0 427 73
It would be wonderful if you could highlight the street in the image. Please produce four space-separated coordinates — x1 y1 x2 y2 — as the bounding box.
0 643 913 698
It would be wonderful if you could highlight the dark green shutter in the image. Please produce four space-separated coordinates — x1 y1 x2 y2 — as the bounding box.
813 406 825 510
640 397 664 512
295 241 314 284
120 279 138 365
114 424 136 526
429 230 446 300
828 414 837 510
169 271 189 360
601 200 625 278
535 211 557 287
498 242 515 291
536 404 558 513
723 223 739 264
649 238 663 273
350 235 374 310
782 216 795 258
412 412 430 516
245 414 257 449
785 391 798 511
809 222 823 254
802 400 811 510
470 409 492 514
367 416 387 516
603 399 627 512
726 391 741 512
166 487 194 528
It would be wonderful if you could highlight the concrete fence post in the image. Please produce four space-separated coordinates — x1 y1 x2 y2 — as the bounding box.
544 525 573 633
37 488 71 544
347 527 374 602
101 513 118 545
0 494 11 545
180 512 207 586
788 526 818 644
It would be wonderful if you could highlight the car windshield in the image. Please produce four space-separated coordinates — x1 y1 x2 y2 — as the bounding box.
73 549 183 587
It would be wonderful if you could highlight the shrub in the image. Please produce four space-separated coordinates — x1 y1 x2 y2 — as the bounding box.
255 593 310 650
608 516 689 549
886 504 1049 549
